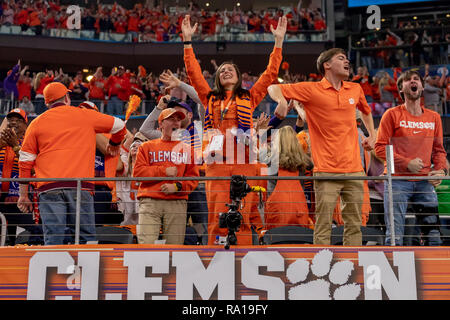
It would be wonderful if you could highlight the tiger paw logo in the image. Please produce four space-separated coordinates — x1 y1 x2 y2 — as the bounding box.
286 249 361 300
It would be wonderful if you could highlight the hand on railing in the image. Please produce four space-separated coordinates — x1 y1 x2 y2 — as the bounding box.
428 169 446 187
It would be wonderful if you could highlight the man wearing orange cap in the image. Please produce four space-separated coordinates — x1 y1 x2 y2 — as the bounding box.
17 82 127 245
0 108 42 245
133 108 199 244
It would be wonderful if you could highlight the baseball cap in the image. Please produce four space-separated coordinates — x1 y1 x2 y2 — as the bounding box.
43 82 71 104
168 98 193 113
79 101 99 112
134 131 148 143
158 108 186 124
7 108 28 123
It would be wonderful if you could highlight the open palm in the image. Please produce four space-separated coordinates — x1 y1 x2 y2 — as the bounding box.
181 15 198 41
270 16 288 40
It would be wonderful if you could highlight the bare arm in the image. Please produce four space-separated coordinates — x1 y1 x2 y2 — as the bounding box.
268 84 289 119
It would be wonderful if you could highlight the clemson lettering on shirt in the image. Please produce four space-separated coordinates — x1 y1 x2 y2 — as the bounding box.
399 120 435 130
148 150 189 164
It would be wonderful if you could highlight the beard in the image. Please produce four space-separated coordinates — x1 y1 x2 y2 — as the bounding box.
404 88 421 101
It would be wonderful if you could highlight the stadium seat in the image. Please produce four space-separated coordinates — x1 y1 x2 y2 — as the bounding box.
10 26 21 34
15 230 45 246
440 227 450 246
262 226 314 245
95 226 134 244
184 226 199 245
331 226 385 246
0 25 11 34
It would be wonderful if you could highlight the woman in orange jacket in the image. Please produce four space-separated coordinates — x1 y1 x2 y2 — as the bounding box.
181 14 287 245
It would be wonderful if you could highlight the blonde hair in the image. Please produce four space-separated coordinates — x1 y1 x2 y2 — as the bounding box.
33 72 46 91
272 126 312 172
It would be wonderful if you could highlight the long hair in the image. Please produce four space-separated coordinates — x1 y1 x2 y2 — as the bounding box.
33 72 46 92
271 126 312 173
207 61 250 100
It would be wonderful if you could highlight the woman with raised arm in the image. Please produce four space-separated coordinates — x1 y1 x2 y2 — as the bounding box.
181 14 287 246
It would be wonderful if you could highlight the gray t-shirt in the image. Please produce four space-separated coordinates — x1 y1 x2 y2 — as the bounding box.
424 83 442 107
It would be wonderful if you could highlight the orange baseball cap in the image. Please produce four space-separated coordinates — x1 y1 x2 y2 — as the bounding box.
43 82 71 104
7 108 28 123
158 108 186 124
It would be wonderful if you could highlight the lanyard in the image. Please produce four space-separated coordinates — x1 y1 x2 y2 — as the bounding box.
220 98 234 122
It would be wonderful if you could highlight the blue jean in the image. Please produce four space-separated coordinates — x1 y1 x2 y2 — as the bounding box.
384 180 441 246
39 189 96 245
187 182 208 245
106 96 124 115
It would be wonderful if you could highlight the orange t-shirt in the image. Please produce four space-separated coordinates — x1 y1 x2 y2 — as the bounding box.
280 78 372 173
375 104 447 176
133 139 199 200
88 77 106 100
19 106 126 191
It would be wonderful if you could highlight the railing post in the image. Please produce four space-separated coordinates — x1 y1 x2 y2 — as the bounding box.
386 145 396 246
75 179 81 245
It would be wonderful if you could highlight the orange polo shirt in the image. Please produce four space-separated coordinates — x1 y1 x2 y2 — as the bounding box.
280 78 372 173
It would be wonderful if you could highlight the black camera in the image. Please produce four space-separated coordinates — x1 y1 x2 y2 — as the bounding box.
219 175 252 249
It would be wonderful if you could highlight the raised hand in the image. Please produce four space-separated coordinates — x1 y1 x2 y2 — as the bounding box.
159 70 181 91
255 112 272 132
271 15 287 47
181 15 198 42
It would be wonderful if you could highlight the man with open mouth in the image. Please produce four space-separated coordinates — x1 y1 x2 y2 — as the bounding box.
375 69 448 246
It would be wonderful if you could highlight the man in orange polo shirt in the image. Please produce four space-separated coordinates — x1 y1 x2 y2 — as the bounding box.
268 48 376 246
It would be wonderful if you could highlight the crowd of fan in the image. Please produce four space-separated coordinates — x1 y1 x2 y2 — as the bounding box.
353 17 450 69
1 58 449 119
0 0 327 42
0 59 326 117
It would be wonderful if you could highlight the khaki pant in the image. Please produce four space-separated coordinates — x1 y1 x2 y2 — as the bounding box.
138 198 187 245
313 172 364 246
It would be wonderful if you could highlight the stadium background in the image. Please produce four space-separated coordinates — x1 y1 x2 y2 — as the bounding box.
1 0 448 136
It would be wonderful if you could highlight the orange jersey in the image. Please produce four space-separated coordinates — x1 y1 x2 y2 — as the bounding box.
133 139 199 200
280 78 372 173
375 104 447 176
19 105 126 192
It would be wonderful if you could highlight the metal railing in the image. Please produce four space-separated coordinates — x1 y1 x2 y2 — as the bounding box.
0 25 328 43
1 148 449 247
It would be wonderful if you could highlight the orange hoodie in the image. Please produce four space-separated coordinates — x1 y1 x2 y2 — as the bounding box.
19 105 126 192
133 139 199 200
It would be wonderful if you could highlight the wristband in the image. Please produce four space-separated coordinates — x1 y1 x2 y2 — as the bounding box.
175 182 182 191
109 139 121 146
183 41 192 45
